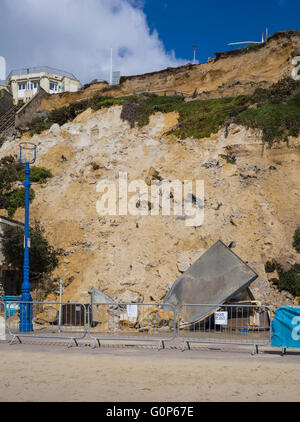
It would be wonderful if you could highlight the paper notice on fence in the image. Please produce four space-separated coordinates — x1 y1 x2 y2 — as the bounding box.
215 311 228 325
0 316 6 341
126 304 138 318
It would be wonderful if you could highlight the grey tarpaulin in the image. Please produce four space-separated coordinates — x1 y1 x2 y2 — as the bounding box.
163 240 258 324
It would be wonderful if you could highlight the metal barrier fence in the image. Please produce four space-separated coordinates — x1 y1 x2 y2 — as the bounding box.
88 303 177 349
1 301 275 354
0 301 5 341
177 304 272 354
7 302 87 347
0 301 4 317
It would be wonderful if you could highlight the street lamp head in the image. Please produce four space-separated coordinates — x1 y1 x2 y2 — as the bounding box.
19 142 37 165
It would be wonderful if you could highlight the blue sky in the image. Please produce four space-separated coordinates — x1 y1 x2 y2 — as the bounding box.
0 0 299 83
143 0 300 64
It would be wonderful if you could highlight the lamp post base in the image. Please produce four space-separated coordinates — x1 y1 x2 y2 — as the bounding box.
19 292 33 333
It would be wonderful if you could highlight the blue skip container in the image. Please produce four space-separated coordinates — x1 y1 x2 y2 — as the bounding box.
3 296 21 318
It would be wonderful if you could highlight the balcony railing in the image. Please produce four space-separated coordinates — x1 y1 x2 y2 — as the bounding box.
7 66 78 81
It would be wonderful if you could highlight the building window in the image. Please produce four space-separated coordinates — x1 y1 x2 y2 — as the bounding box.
30 81 40 89
18 83 26 90
50 82 58 92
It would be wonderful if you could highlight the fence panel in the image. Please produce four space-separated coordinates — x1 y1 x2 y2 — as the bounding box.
0 301 5 341
7 301 87 347
88 302 177 349
0 301 4 317
178 304 272 354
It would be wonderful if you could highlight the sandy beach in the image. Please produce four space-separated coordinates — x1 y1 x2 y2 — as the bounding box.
0 340 299 402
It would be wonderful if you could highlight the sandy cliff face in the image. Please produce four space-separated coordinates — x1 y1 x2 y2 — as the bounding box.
116 35 298 95
1 105 299 306
37 33 300 112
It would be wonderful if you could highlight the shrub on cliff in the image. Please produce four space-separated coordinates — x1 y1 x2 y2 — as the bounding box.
0 220 60 283
29 95 126 135
288 88 300 106
250 78 300 106
293 228 300 253
0 155 52 216
265 260 277 273
17 166 53 183
120 94 185 128
91 96 125 110
6 187 35 218
276 264 300 297
236 103 300 145
265 260 300 297
0 155 24 211
0 155 19 207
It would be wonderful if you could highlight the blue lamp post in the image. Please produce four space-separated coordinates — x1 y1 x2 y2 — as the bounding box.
19 142 36 332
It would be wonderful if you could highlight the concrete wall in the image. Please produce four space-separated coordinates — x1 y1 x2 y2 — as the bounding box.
0 89 14 116
15 86 49 130
62 76 80 93
40 76 50 92
9 81 18 104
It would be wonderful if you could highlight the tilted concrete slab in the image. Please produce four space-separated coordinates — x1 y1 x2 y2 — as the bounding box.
90 288 115 305
163 240 258 324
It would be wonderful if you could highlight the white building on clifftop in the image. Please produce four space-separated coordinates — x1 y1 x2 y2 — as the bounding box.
6 66 81 104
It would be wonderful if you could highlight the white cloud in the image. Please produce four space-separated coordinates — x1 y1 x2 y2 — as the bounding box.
1 0 186 83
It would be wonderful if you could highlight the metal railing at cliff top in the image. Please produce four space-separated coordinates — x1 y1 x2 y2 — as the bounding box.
7 66 78 81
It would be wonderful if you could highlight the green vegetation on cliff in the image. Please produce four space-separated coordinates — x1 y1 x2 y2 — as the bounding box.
265 226 300 297
29 96 125 135
236 104 300 144
6 187 35 218
0 220 60 295
28 78 300 145
265 259 300 297
0 155 52 217
293 228 300 253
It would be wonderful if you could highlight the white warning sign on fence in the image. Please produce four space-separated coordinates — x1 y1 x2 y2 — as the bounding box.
214 311 228 325
0 316 6 341
126 304 138 318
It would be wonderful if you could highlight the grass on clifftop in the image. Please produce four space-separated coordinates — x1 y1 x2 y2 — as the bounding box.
28 78 300 145
236 104 300 144
119 79 300 143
